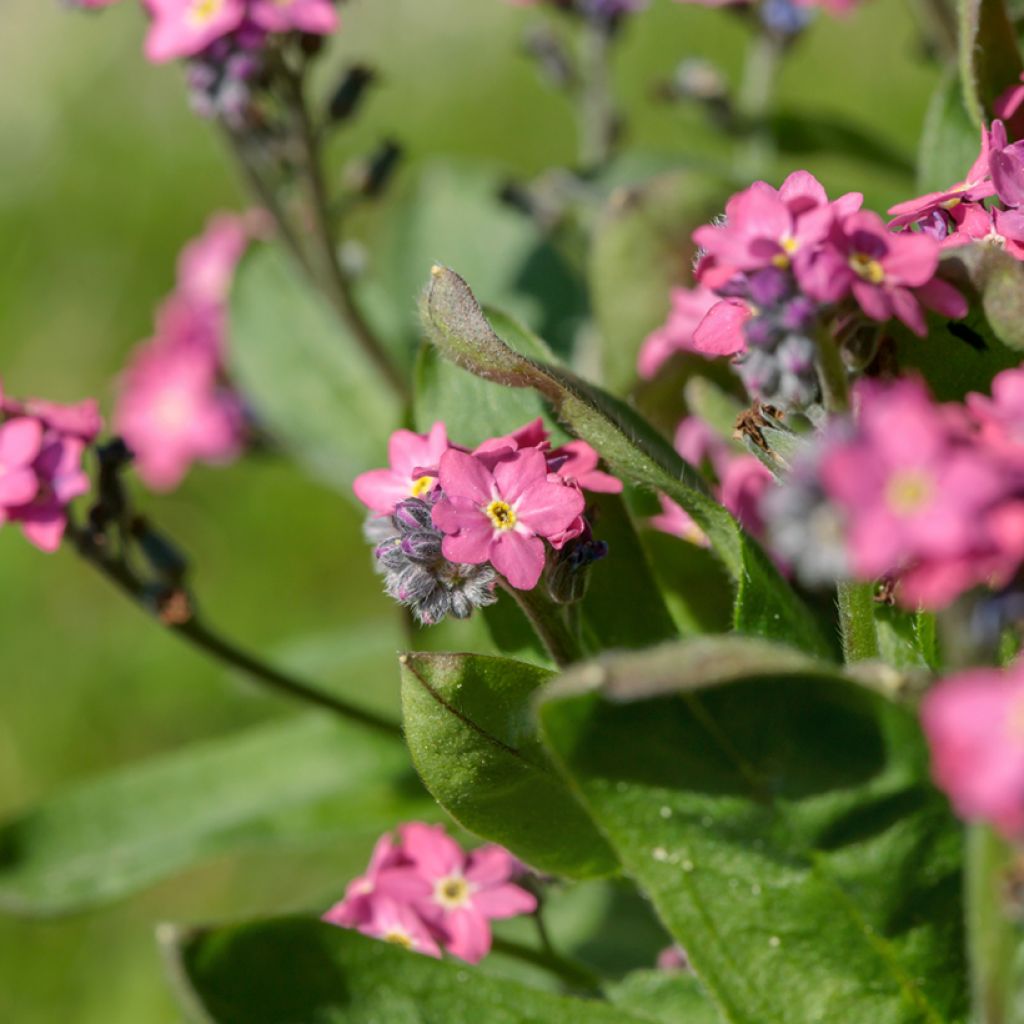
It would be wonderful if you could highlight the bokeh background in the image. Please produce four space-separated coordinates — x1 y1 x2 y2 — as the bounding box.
1 0 938 1019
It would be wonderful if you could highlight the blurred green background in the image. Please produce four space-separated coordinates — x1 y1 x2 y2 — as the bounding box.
0 0 939 1019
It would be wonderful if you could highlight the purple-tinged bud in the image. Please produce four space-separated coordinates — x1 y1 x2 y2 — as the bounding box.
780 296 818 332
401 530 443 561
743 317 779 349
393 497 435 531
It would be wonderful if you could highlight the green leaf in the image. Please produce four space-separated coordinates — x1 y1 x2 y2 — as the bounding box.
588 171 725 393
538 638 968 1024
918 67 980 194
400 652 617 878
420 267 829 656
229 245 401 494
958 0 1023 124
955 244 1024 351
607 970 722 1024
168 918 655 1024
768 111 915 176
0 715 426 917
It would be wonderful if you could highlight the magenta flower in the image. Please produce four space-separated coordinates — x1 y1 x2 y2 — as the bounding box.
638 285 720 378
798 210 965 336
0 418 43 515
353 423 451 516
922 665 1024 838
944 202 1024 260
820 378 1005 580
249 0 339 35
395 823 537 965
432 447 585 590
888 125 996 228
144 0 247 63
115 323 245 492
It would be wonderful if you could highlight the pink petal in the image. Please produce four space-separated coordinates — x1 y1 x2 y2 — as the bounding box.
399 823 465 880
493 448 547 506
438 449 494 505
515 479 585 537
889 286 927 336
441 527 495 566
465 845 519 887
915 278 967 320
352 469 410 515
490 532 546 590
0 468 39 507
691 300 750 357
779 170 828 214
851 279 893 324
471 883 538 919
20 512 66 553
0 417 43 467
881 232 939 287
444 907 492 964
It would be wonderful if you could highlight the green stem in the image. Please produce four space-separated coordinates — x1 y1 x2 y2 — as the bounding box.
814 324 851 415
837 581 880 664
576 17 616 172
735 28 783 179
69 526 403 739
491 936 603 996
502 582 583 669
966 824 1019 1024
911 0 958 60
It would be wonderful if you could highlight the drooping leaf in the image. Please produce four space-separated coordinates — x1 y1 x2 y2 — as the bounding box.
167 918 656 1024
606 970 722 1024
229 245 401 494
419 267 829 656
958 0 1022 124
0 714 426 917
399 652 617 878
588 170 725 393
538 638 968 1024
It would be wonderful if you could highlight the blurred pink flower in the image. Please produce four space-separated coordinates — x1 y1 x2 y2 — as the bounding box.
0 419 43 514
944 203 1024 260
638 286 720 378
550 440 623 494
968 366 1024 457
691 298 752 356
922 665 1024 838
433 447 584 589
719 454 772 535
657 945 690 971
322 834 411 929
249 0 338 35
353 423 451 516
144 0 247 64
357 896 443 958
650 494 709 546
177 213 252 305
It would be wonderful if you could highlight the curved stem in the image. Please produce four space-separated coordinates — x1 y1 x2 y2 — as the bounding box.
491 936 603 996
576 17 617 173
69 526 403 739
502 582 583 668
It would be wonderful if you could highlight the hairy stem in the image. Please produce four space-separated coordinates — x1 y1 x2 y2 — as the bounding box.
837 581 879 664
502 582 583 669
577 17 617 172
69 526 403 738
491 936 603 996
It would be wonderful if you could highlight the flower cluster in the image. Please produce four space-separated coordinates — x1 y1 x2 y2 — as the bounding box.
0 382 101 553
922 662 1024 839
322 823 537 964
888 120 1024 258
650 415 774 545
642 170 966 406
354 420 620 621
115 213 263 492
762 372 1024 609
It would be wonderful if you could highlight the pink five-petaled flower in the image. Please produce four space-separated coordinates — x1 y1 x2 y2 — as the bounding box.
353 423 451 516
249 0 339 35
322 833 409 929
395 823 537 965
819 378 1004 582
799 210 966 336
922 665 1024 838
432 447 585 590
144 0 247 64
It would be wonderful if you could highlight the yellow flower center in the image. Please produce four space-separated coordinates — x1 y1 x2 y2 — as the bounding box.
940 196 962 210
849 252 885 285
411 475 433 498
383 930 413 949
885 470 933 516
771 236 799 270
434 875 472 910
486 499 517 531
188 0 224 25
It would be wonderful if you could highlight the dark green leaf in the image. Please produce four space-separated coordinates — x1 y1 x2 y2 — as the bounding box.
0 715 426 917
167 918 656 1024
230 246 400 494
607 970 722 1024
769 111 915 176
420 267 829 655
400 652 617 878
958 0 1022 123
539 638 967 1024
588 171 724 393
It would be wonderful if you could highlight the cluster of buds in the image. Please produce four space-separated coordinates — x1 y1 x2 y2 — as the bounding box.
353 420 621 624
0 383 101 552
323 823 536 963
641 170 967 408
115 212 265 492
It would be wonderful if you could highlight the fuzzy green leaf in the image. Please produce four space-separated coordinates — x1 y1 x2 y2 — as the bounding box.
958 0 1022 124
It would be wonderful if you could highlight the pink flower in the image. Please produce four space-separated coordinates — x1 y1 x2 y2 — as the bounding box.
176 213 251 306
550 440 622 494
395 823 537 965
322 833 411 929
691 298 752 356
988 120 1024 209
432 447 585 589
944 202 1024 260
650 494 709 545
356 897 443 958
969 366 1024 456
820 378 1005 580
144 0 247 63
0 418 43 516
922 665 1024 838
638 286 721 378
115 320 245 492
719 455 773 536
353 423 451 516
799 211 966 336
249 0 339 35
888 125 996 228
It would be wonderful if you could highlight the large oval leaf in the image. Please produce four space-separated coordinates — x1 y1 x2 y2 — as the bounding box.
958 0 1022 124
0 714 426 917
538 638 967 1024
400 652 617 878
167 918 653 1024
